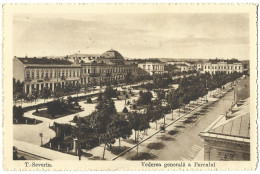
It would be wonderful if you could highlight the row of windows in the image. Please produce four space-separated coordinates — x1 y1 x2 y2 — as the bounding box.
143 65 164 71
204 65 241 70
82 67 136 74
25 69 80 79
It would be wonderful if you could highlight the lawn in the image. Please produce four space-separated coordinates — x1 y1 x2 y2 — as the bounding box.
32 109 83 119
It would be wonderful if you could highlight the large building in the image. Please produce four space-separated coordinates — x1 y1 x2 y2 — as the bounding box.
137 59 165 75
13 57 81 94
79 49 139 85
202 59 243 74
13 49 147 94
199 99 250 161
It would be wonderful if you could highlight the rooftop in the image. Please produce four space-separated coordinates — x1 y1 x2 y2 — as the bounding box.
16 57 73 65
100 49 124 60
200 98 250 142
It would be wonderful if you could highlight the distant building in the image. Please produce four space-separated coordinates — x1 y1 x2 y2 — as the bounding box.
199 99 250 161
196 61 203 72
13 57 81 94
202 59 243 74
137 59 165 75
166 61 196 72
79 49 139 85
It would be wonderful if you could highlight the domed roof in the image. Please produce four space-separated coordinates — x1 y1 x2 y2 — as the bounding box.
100 49 124 60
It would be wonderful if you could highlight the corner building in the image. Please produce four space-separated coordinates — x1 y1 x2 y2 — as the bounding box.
13 57 81 94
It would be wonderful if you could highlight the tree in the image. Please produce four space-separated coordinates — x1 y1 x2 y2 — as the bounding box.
13 105 24 121
31 89 39 104
103 86 117 100
64 83 73 95
87 97 92 103
137 90 153 105
84 84 89 94
73 115 79 123
114 114 132 148
40 87 51 103
74 83 81 98
100 122 116 159
13 78 25 104
127 112 150 142
52 83 64 99
122 107 128 113
146 100 164 130
97 93 103 101
127 111 150 157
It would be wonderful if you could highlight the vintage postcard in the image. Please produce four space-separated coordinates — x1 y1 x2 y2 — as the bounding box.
2 3 258 171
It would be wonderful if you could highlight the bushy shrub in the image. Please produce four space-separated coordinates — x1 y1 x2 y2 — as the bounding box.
47 100 68 116
122 107 129 113
87 97 92 103
13 105 24 121
73 115 78 123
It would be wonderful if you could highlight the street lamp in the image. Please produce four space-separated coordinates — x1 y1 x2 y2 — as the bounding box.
39 133 43 146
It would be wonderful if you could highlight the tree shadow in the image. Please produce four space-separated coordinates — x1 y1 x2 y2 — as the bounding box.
124 139 139 145
108 146 130 155
168 129 179 135
147 142 165 150
175 125 185 128
158 136 175 141
128 152 157 160
82 152 93 158
89 156 106 160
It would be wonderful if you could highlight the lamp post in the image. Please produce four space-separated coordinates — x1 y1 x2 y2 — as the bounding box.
39 133 43 146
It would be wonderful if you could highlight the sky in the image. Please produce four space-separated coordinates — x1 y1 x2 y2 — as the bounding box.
13 13 249 60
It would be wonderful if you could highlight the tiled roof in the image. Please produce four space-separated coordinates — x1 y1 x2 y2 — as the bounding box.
17 57 72 65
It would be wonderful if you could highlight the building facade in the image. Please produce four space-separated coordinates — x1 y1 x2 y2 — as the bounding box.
199 99 250 161
78 49 139 85
13 57 81 94
202 59 243 74
137 60 165 75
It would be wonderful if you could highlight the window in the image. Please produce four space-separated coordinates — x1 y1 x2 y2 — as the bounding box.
54 71 56 78
36 70 39 79
66 70 68 76
84 69 86 73
45 70 48 77
69 70 71 77
88 69 90 73
31 70 34 79
41 70 44 78
50 70 52 78
73 70 75 77
148 65 150 71
62 70 64 77
58 70 60 77
143 65 146 69
26 70 30 78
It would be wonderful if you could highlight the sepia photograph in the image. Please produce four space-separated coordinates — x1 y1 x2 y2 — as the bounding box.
2 3 258 171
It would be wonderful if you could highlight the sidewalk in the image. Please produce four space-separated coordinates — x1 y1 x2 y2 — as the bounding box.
14 140 87 160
